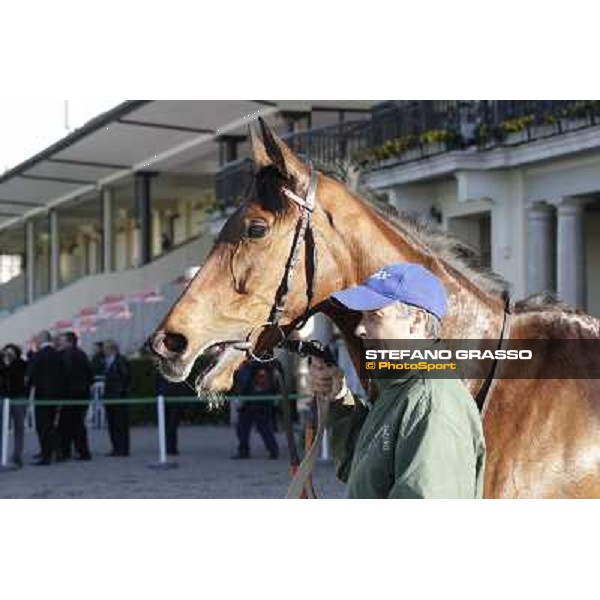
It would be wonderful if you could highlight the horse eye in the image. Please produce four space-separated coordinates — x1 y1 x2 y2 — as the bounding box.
247 221 268 239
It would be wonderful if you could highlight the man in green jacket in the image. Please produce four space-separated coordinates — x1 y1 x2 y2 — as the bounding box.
310 263 486 499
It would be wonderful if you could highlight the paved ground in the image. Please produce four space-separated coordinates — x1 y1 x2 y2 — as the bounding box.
0 425 346 499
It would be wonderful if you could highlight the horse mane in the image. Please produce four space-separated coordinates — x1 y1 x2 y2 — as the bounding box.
260 162 587 319
308 161 590 320
359 194 592 317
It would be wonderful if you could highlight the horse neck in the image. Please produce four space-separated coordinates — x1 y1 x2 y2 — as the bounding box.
318 181 505 341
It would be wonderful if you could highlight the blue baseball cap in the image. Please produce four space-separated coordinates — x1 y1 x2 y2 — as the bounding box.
331 263 448 319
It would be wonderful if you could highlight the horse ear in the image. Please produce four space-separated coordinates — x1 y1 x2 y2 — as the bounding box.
258 117 309 191
249 125 271 170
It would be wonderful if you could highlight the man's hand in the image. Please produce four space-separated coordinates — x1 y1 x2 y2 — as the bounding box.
308 358 347 400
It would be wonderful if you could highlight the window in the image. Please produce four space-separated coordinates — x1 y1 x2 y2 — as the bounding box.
0 254 21 284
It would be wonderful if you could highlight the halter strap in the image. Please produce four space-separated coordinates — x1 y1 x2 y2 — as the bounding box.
268 165 318 328
244 164 319 363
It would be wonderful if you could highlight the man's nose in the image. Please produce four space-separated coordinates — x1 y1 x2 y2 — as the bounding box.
354 321 367 338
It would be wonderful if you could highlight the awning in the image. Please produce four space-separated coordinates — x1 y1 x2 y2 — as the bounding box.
0 100 374 233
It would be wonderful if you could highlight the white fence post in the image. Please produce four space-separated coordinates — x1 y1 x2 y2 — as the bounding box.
0 398 16 472
148 395 178 470
88 381 105 430
157 394 167 464
319 426 330 461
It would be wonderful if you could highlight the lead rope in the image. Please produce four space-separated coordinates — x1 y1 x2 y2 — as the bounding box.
274 360 317 498
286 393 330 499
280 341 336 500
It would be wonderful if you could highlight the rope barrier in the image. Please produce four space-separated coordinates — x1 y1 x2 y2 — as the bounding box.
6 393 311 407
0 392 330 475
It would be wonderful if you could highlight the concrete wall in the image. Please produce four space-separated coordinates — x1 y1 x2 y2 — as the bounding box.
0 273 25 311
382 174 528 299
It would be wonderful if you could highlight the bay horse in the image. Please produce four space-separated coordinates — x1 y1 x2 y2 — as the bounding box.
150 118 600 498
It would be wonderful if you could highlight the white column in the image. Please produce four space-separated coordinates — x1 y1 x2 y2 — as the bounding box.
184 201 193 239
102 188 114 272
556 197 587 309
152 209 161 257
526 202 555 296
87 235 98 275
50 209 59 292
25 220 35 304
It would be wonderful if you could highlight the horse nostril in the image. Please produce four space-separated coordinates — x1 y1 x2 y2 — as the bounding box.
162 332 188 355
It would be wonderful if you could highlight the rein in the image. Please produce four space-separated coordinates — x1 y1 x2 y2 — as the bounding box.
478 291 514 414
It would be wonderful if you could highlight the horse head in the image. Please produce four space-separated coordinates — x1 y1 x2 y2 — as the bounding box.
150 119 356 392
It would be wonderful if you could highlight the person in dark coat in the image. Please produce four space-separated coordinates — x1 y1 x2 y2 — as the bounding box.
26 330 65 465
156 373 189 455
103 340 132 456
0 344 27 468
91 342 106 378
232 362 280 460
57 332 93 461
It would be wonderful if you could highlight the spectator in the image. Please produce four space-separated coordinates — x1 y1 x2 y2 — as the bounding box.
161 233 172 253
91 342 106 378
103 340 131 457
26 330 65 465
57 332 93 461
156 372 189 455
0 344 27 468
232 362 279 460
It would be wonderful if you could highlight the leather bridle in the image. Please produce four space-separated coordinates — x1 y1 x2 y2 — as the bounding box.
244 163 319 363
238 162 513 498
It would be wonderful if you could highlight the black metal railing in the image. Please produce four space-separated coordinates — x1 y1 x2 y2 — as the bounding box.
369 100 462 145
214 100 600 205
349 100 600 170
215 157 253 210
284 119 371 163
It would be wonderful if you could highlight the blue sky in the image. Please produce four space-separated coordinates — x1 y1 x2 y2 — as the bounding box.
0 100 120 174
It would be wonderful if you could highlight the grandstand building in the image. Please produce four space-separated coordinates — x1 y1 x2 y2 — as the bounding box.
1 100 599 355
0 101 372 352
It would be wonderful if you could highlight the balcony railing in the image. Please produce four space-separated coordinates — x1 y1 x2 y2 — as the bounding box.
215 157 254 209
214 100 600 206
284 119 371 164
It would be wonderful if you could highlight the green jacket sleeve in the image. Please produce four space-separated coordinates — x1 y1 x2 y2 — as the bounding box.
388 402 481 499
328 392 369 483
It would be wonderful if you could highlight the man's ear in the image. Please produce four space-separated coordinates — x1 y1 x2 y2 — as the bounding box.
258 117 310 193
409 308 427 335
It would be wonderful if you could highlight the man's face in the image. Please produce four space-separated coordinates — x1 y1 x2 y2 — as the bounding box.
354 302 429 340
253 369 269 391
